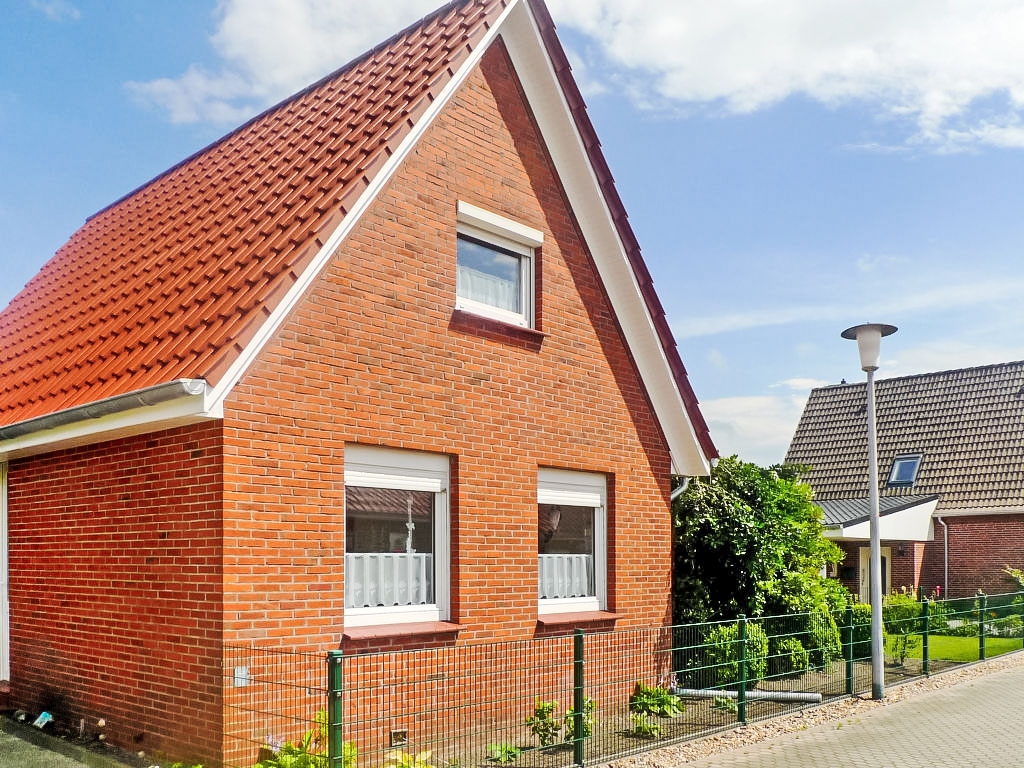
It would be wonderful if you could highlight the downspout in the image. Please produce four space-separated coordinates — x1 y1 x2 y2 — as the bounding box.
935 516 948 597
670 476 691 502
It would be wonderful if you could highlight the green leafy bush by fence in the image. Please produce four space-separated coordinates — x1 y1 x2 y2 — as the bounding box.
705 621 768 688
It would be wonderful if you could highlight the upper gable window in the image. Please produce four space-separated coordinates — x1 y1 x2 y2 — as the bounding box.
888 454 922 487
456 201 543 328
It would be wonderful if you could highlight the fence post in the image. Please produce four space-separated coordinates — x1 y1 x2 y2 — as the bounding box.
922 598 930 677
573 628 585 768
327 650 344 768
978 591 987 661
844 604 854 695
737 615 747 725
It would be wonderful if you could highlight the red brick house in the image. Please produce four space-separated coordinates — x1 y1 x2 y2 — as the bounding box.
786 361 1024 601
0 0 715 762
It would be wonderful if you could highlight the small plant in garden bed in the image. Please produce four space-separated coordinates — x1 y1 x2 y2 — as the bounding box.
711 695 737 714
486 743 522 763
255 710 356 768
629 681 684 718
526 700 562 747
563 697 596 742
628 712 662 739
385 751 436 768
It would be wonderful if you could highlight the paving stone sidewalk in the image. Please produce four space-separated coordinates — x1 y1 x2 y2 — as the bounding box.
682 663 1024 767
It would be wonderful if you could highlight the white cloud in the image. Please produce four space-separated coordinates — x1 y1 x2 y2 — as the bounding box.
548 0 1024 150
774 377 829 392
701 393 809 466
128 0 439 124
30 0 79 22
707 348 727 371
672 276 1024 338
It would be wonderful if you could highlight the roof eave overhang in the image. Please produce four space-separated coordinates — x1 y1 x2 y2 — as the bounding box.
0 379 220 462
824 497 939 542
500 0 713 475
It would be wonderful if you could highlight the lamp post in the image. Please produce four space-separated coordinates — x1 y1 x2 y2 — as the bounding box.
841 322 897 700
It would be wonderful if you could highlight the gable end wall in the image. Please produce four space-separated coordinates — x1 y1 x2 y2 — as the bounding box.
221 42 674 652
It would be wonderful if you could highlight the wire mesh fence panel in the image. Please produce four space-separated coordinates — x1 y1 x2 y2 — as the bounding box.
224 646 327 768
221 591 1024 768
339 635 574 768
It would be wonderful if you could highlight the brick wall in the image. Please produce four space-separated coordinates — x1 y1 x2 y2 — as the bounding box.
6 422 223 763
221 41 673 656
920 514 1024 598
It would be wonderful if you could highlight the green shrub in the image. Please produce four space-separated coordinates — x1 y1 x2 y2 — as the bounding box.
563 697 596 742
993 614 1024 638
629 681 684 718
805 610 842 667
768 636 810 677
487 744 521 764
704 621 768 688
526 700 561 747
628 712 662 739
849 603 873 660
943 620 980 637
256 710 355 768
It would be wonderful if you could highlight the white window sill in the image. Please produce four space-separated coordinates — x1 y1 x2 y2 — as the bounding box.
538 596 601 615
344 605 442 627
455 296 530 328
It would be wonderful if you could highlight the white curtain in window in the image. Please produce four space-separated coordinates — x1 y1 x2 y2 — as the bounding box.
457 265 518 312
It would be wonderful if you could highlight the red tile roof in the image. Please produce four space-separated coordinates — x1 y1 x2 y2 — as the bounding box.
0 0 506 426
0 0 715 462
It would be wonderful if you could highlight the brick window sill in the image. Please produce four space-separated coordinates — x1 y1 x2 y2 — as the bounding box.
342 621 461 641
536 611 618 627
450 309 547 347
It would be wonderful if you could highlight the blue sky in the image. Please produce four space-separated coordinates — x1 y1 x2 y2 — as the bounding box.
5 0 1024 465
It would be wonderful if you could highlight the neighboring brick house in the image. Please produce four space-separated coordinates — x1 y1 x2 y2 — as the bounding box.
0 0 716 763
786 361 1024 602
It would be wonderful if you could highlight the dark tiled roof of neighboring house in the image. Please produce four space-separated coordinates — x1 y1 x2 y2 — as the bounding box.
816 495 939 527
0 0 716 464
786 361 1024 511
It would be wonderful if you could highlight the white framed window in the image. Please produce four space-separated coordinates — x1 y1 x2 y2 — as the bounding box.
344 445 450 627
537 468 607 615
888 454 922 488
456 201 543 328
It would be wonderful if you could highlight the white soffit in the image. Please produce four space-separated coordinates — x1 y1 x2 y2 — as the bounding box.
499 2 710 476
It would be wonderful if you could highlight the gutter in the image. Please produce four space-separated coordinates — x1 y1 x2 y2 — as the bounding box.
0 380 207 440
0 379 215 460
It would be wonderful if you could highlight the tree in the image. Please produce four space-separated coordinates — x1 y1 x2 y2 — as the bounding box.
672 456 844 624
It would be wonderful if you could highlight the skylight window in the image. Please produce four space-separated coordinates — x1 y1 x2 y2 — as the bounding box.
888 454 922 487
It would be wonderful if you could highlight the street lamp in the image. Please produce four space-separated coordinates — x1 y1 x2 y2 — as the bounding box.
841 322 897 700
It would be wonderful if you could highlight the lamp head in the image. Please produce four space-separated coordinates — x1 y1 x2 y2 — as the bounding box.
841 323 898 372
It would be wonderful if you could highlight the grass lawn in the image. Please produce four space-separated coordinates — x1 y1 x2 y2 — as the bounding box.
894 634 1024 662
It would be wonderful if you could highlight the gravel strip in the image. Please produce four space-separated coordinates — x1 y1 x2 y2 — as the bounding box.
607 651 1024 767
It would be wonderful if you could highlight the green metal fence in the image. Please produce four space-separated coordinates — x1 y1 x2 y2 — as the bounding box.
223 590 1024 768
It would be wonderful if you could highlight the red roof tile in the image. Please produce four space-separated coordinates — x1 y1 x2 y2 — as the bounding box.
0 0 506 427
0 0 715 465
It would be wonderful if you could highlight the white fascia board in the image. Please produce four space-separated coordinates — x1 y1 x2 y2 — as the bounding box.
0 382 220 461
203 1 521 416
930 506 1024 518
500 3 709 477
833 499 938 542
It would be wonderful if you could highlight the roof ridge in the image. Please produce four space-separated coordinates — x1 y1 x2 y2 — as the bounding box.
88 0 478 223
811 358 1024 393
